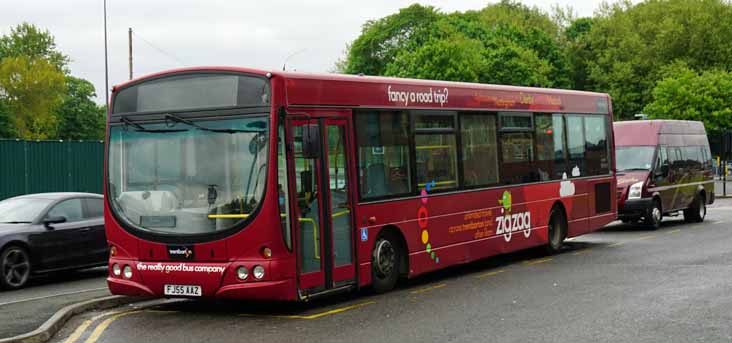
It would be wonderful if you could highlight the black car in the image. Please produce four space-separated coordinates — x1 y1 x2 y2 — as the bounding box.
0 192 107 289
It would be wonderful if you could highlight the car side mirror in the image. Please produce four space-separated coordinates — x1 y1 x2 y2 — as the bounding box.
301 124 321 159
43 216 67 229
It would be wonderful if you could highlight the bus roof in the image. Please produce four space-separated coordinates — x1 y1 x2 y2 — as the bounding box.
112 66 612 114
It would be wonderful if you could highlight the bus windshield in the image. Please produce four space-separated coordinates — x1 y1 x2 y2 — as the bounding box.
107 116 269 235
616 146 655 171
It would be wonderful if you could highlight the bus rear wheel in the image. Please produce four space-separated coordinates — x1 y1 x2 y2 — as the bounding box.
371 232 400 293
546 208 567 254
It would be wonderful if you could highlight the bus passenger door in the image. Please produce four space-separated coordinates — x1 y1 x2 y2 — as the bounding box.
289 116 356 295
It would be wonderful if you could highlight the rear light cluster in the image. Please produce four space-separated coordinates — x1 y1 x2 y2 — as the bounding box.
111 263 133 279
235 264 265 281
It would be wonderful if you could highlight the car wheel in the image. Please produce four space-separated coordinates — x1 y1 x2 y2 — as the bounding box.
684 194 706 223
371 232 401 293
1 246 31 290
644 199 662 230
546 208 567 254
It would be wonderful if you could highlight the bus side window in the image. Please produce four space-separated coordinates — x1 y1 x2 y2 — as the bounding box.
355 111 412 199
566 115 585 177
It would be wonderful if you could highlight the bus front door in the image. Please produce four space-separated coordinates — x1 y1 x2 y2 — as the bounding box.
289 116 356 296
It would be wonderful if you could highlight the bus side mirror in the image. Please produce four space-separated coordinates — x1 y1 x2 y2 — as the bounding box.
302 124 321 159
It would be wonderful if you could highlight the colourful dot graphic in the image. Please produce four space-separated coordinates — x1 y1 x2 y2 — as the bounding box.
418 180 439 264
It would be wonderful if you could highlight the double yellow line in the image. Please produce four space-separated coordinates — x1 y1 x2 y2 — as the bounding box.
62 309 141 343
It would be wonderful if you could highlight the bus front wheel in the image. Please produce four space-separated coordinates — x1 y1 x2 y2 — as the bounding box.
371 232 400 293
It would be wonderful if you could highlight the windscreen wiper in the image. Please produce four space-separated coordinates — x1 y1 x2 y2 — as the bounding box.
121 116 188 133
165 114 264 134
0 221 31 224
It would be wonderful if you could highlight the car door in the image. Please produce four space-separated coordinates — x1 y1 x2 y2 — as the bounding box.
82 197 108 265
29 198 87 271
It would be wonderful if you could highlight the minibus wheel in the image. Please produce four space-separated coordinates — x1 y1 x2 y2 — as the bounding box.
644 199 662 229
684 194 706 223
371 232 400 293
546 208 567 254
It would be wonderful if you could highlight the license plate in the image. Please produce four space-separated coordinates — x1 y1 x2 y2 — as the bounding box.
164 284 202 297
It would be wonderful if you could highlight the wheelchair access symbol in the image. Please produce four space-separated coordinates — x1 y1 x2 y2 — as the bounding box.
360 228 368 242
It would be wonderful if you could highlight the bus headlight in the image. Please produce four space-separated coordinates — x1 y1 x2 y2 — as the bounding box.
123 265 133 279
236 266 249 280
253 265 265 280
628 181 644 200
112 264 121 276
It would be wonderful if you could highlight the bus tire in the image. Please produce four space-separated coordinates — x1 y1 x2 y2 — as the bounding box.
684 194 706 223
644 199 662 230
371 232 400 293
546 207 567 255
0 245 31 290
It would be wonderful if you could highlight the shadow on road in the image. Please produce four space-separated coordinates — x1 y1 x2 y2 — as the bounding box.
19 266 107 290
146 241 608 317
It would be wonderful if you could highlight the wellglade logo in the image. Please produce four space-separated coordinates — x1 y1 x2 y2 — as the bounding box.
167 245 194 260
495 191 531 242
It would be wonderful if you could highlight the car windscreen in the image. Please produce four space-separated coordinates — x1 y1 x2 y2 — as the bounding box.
616 146 656 171
0 198 53 223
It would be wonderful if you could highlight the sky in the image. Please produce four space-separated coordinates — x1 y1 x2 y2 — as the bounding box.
1 0 616 104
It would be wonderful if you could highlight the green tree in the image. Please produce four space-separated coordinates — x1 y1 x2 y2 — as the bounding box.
644 66 732 133
344 4 441 76
579 0 732 119
0 56 66 139
343 2 570 89
0 22 69 72
56 76 106 140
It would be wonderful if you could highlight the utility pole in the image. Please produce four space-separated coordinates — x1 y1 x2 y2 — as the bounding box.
128 28 133 80
103 0 109 106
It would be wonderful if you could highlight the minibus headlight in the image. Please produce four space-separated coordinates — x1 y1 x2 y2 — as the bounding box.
112 264 121 276
123 265 133 279
628 181 644 199
236 266 249 280
253 265 265 280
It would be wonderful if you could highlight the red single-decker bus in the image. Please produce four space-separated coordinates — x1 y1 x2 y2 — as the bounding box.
105 67 616 300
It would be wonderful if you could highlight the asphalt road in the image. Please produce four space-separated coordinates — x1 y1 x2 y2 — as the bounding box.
49 198 732 343
0 267 108 338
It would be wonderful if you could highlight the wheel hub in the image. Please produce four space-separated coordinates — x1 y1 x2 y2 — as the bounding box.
3 249 29 287
374 240 395 277
652 207 661 223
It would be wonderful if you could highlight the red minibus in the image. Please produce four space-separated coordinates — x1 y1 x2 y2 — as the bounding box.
105 67 617 300
614 120 714 228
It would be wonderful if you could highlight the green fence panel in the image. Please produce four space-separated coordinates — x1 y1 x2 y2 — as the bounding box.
0 139 104 200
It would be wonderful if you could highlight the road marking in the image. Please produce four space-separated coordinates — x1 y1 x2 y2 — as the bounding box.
572 249 591 256
410 283 446 295
608 242 624 247
241 301 376 320
636 235 656 241
0 287 108 307
62 319 94 343
83 311 141 343
668 229 681 234
144 309 179 314
476 269 505 279
61 309 130 343
522 257 553 266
